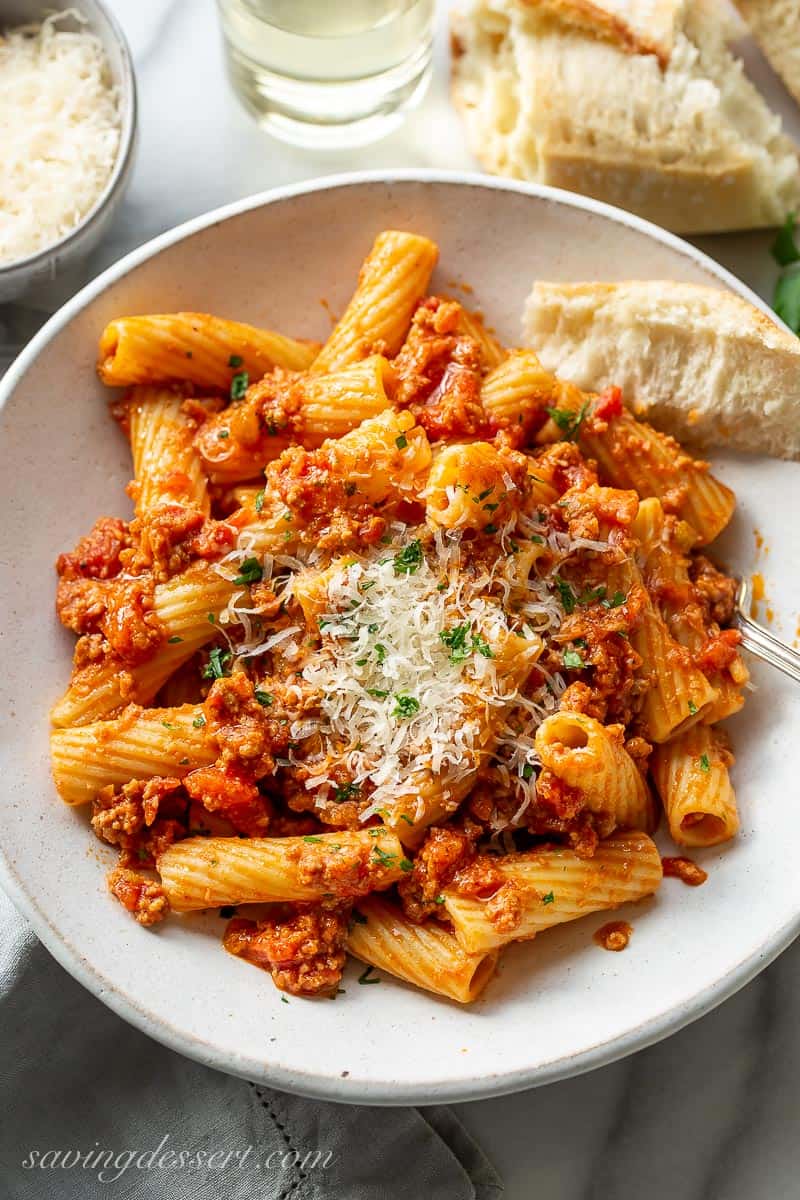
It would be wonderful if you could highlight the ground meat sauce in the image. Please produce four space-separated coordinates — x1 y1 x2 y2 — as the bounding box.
691 555 738 626
107 866 170 926
224 906 349 995
57 516 132 581
662 856 708 886
194 368 301 481
389 297 487 441
594 920 633 951
265 444 389 552
126 506 238 581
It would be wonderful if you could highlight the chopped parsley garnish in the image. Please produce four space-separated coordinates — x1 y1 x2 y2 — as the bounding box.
544 400 590 441
393 539 423 575
358 966 380 985
483 523 499 535
334 781 360 802
254 689 274 707
771 215 800 333
562 648 586 670
439 622 470 663
372 846 397 868
207 612 216 624
771 213 800 267
699 753 710 773
555 577 576 613
601 591 626 609
281 996 289 1004
161 721 176 729
440 624 494 664
303 835 323 844
541 891 555 905
202 647 231 680
230 370 249 400
472 633 494 659
192 714 206 729
395 433 408 449
373 643 387 664
254 489 265 513
774 270 800 334
399 814 414 826
367 688 389 699
392 694 420 720
433 894 446 905
228 354 244 368
521 763 534 781
688 700 698 715
399 858 414 872
232 556 263 586
167 635 183 644
217 429 229 439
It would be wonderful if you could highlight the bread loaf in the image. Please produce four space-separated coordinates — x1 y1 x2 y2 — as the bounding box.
737 0 800 106
451 0 800 233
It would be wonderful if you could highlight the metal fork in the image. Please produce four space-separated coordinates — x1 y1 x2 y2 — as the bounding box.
734 578 800 685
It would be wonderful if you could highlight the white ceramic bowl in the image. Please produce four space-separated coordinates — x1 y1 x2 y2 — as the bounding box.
0 0 137 302
1 172 798 1104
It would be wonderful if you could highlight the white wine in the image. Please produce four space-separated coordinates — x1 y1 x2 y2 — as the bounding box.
216 0 435 147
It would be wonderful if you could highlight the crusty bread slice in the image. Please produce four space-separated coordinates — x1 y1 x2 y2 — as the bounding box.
450 0 800 233
520 0 681 62
523 280 800 459
737 0 800 106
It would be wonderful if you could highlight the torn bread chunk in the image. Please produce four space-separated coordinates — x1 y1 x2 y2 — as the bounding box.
523 279 800 459
451 0 800 233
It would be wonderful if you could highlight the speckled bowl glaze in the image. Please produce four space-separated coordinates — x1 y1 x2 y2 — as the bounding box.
0 0 137 301
1 172 798 1104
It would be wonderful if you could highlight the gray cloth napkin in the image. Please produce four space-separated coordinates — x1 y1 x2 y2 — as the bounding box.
0 887 503 1200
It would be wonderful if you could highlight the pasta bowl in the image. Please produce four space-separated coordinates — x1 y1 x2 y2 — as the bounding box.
1 171 799 1103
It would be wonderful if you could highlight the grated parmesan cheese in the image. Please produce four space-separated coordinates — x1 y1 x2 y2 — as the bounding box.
0 13 121 265
216 514 614 828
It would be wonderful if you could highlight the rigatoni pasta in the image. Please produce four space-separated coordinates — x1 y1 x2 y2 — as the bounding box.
348 895 498 1003
97 312 318 387
50 231 750 1004
443 833 663 954
652 726 739 847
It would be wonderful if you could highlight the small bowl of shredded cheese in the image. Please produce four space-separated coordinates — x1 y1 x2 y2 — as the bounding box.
0 0 136 300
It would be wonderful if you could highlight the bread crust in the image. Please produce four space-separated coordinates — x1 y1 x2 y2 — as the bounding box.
449 0 800 234
516 0 679 64
736 0 800 104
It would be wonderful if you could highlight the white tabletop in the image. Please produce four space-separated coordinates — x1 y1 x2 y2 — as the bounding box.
4 2 800 1195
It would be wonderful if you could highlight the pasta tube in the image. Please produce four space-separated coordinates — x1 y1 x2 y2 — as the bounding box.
158 829 405 911
128 387 211 515
651 725 739 847
444 832 663 953
348 895 497 1003
98 313 318 387
51 705 215 806
311 231 438 374
535 712 657 832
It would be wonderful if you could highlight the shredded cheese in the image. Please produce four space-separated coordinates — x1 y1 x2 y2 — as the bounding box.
216 515 613 828
0 13 121 265
299 536 564 822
